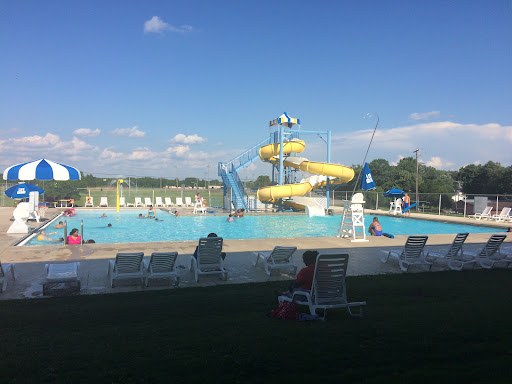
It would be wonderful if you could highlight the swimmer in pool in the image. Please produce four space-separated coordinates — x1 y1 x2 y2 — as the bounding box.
169 210 179 217
146 205 156 219
100 213 107 218
54 221 64 229
36 231 58 241
369 217 383 236
227 214 235 222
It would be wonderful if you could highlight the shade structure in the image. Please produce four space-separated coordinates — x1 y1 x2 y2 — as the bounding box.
383 188 405 198
4 183 45 199
269 112 300 128
3 159 81 181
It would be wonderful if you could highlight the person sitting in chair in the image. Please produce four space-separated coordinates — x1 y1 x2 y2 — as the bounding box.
274 250 319 297
369 217 383 236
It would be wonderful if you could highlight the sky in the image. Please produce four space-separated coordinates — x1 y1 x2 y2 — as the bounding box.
1 1 511 182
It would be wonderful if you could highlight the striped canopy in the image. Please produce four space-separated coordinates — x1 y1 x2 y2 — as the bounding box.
269 112 300 128
3 159 81 181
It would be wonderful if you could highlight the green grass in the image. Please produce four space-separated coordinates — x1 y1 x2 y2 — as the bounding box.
1 270 512 383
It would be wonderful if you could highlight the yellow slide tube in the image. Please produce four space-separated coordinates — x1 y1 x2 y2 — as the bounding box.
257 139 354 204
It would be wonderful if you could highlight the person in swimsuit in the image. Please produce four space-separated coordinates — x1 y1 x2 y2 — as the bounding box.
146 205 156 219
54 221 64 229
227 214 235 222
403 193 411 216
369 217 383 236
67 228 82 244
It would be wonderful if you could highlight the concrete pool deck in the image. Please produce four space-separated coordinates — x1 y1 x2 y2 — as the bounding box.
0 206 510 300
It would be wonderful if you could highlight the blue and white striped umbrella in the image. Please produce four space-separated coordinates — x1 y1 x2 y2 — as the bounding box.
3 159 81 181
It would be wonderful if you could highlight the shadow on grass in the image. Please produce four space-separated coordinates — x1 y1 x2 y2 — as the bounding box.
1 270 512 383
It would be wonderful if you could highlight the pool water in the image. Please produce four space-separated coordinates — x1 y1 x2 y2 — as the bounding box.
25 210 505 246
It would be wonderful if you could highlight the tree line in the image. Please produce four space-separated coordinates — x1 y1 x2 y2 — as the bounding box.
2 159 510 202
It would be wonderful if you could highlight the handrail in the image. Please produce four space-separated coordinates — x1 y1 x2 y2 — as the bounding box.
220 137 271 173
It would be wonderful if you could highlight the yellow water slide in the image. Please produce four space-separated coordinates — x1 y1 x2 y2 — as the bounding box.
256 140 355 204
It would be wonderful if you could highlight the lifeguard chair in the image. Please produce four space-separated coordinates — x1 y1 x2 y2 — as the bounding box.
389 198 402 216
338 193 368 242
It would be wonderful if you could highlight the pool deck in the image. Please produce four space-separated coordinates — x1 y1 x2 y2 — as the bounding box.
0 206 510 300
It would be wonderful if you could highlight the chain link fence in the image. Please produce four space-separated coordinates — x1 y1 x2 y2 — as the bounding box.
329 190 512 218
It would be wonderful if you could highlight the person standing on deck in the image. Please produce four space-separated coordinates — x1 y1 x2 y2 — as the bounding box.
404 193 411 216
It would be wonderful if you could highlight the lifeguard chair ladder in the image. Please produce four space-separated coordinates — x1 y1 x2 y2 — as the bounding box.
337 193 368 242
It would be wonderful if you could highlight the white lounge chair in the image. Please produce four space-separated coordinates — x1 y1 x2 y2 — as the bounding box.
119 197 126 207
175 198 184 207
144 252 179 287
0 260 17 293
380 235 431 272
85 196 94 207
464 234 508 269
470 206 493 220
126 199 134 207
189 237 227 282
491 207 511 222
164 197 174 207
252 246 297 276
99 197 108 207
278 253 366 320
43 262 80 295
155 197 164 207
425 233 472 270
185 197 194 207
108 252 144 288
134 197 143 207
144 198 153 207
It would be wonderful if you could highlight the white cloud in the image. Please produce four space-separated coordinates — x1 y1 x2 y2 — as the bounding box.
328 120 512 170
425 156 454 169
73 128 100 137
170 133 207 144
144 16 194 34
409 111 441 121
166 145 190 157
111 126 146 138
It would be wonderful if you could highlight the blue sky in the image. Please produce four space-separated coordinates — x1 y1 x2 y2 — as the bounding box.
1 1 511 182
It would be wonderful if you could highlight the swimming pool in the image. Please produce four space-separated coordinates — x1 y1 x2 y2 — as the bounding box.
24 210 505 246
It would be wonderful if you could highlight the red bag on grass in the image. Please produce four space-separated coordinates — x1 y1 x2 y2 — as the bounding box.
271 302 299 320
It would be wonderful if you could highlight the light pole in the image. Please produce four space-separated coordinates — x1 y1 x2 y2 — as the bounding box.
175 165 178 187
414 149 419 211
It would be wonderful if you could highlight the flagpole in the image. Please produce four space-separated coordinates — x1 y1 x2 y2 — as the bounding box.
351 113 379 197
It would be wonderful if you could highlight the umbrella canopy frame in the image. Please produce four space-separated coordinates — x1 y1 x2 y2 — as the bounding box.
3 159 81 181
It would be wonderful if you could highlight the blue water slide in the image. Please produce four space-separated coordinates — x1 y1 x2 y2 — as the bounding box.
218 137 271 211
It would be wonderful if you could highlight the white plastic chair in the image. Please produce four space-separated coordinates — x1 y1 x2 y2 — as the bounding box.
107 252 144 288
252 246 297 276
425 233 471 270
155 197 164 207
491 207 511 222
175 198 184 207
185 197 194 207
470 206 493 220
464 234 508 269
43 262 80 295
85 196 94 207
278 254 366 320
144 252 179 287
0 260 17 293
134 197 143 207
164 197 174 207
144 198 153 207
99 197 108 207
189 237 227 282
119 197 126 207
380 235 431 272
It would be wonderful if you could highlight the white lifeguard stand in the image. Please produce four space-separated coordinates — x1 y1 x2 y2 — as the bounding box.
389 198 403 216
337 193 368 242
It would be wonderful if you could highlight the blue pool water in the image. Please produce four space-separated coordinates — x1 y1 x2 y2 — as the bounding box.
25 210 505 246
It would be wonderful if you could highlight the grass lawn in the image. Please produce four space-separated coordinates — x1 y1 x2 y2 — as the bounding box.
1 270 512 383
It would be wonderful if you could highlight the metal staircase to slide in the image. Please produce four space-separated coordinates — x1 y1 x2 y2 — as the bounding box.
218 137 271 211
